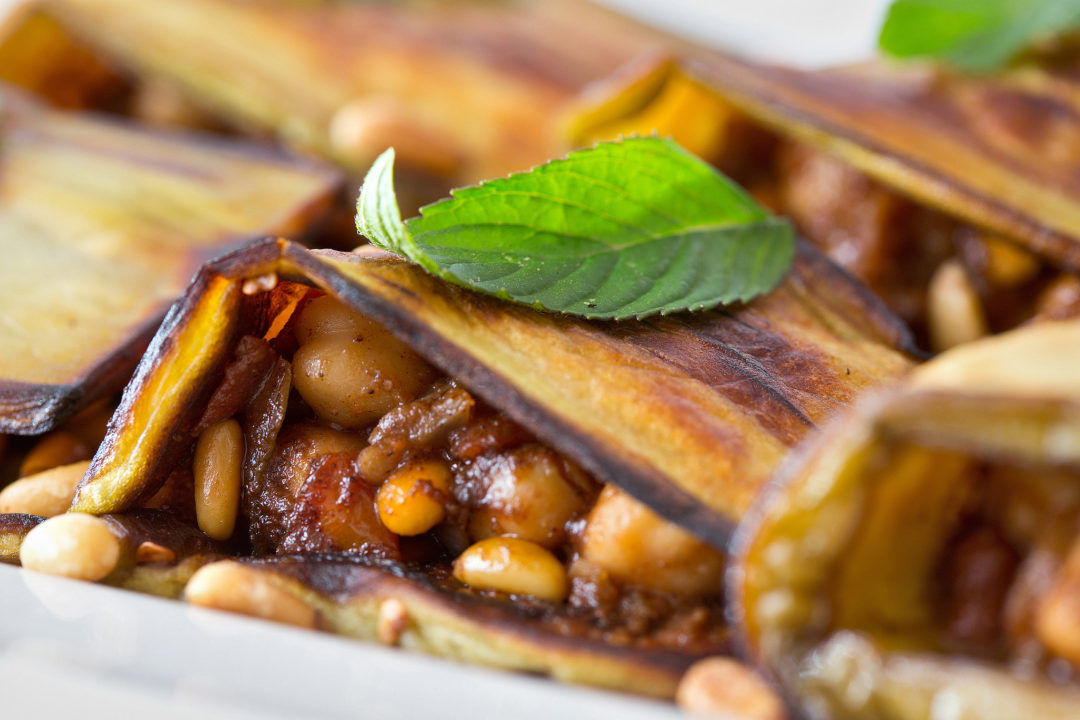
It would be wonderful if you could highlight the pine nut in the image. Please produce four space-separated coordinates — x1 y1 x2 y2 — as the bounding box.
19 513 121 581
376 458 452 536
453 537 568 602
135 541 176 565
377 598 410 646
193 419 243 541
184 561 319 629
927 259 987 353
0 460 91 517
676 657 788 720
19 431 91 478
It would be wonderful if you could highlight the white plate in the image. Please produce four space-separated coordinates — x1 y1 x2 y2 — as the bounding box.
0 1 892 717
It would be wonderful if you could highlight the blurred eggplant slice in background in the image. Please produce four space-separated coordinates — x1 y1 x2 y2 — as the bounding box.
1 0 682 192
0 87 340 436
733 319 1080 719
0 237 912 696
569 54 1080 347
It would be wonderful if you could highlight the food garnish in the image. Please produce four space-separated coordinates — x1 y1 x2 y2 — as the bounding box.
357 137 795 320
879 0 1080 73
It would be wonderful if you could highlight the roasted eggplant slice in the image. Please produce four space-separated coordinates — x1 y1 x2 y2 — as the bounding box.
570 56 1080 344
733 319 1080 719
20 0 680 187
0 237 912 695
680 54 1080 270
72 238 914 545
0 88 340 434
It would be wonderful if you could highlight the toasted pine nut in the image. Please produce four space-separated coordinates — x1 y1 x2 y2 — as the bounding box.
20 513 121 581
193 419 243 541
0 460 91 517
676 657 788 720
377 598 410 646
135 541 176 565
19 431 91 478
453 537 568 602
185 561 319 629
927 259 988 353
376 458 452 536
329 95 462 177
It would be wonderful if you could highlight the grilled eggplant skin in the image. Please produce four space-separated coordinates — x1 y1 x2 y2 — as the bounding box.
72 237 914 549
0 87 340 435
732 320 1080 720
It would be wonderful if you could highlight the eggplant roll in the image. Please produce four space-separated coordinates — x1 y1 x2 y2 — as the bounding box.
570 55 1080 347
1 238 911 697
2 0 681 190
0 87 339 435
733 319 1080 719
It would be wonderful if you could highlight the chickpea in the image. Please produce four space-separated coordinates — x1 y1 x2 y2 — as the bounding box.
676 657 788 720
292 334 437 429
453 537 568 602
193 419 243 541
294 295 387 345
19 431 92 477
577 486 724 598
467 446 589 548
0 460 91 517
376 458 453 536
20 513 121 582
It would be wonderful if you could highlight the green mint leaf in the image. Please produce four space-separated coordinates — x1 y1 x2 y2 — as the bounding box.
879 0 1080 73
355 137 795 320
355 147 438 275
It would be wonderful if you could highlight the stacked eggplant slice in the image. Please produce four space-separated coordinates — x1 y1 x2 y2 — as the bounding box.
1 0 1079 717
573 53 1080 347
734 320 1080 719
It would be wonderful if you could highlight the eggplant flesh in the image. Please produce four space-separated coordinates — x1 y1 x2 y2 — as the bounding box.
0 236 909 695
733 320 1080 720
0 87 340 435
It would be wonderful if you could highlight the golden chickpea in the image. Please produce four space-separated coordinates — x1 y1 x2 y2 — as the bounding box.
577 485 724 598
292 333 436 429
193 419 243 541
453 537 568 602
294 295 387 345
468 446 588 548
376 458 453 536
20 512 121 581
